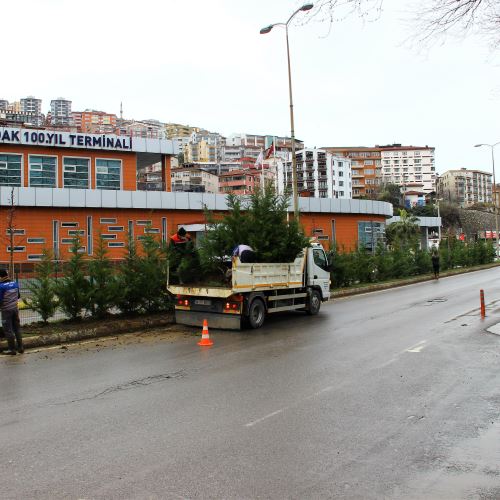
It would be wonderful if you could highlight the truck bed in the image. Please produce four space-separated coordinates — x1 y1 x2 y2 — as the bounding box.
168 254 306 297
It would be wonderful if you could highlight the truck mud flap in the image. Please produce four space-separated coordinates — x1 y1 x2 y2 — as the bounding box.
175 310 241 330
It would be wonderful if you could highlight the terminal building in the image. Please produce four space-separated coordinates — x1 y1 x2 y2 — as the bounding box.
0 127 393 267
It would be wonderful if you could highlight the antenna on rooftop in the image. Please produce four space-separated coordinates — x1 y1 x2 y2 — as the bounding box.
120 101 123 120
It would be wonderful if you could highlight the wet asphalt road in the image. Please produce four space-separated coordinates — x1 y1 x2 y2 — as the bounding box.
1 269 500 499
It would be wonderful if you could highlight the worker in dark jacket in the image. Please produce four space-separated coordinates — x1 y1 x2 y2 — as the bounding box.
0 269 23 355
232 244 256 263
169 227 191 248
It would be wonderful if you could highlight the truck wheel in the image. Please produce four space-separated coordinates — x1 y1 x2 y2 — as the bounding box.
248 298 266 329
306 290 321 315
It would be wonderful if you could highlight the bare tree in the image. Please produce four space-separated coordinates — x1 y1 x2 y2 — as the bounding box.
414 0 500 46
313 0 500 46
6 188 16 277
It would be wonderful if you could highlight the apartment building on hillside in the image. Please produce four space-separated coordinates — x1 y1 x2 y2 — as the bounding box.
164 123 199 139
171 167 219 193
277 148 352 199
324 147 381 198
49 98 73 127
219 169 267 195
437 168 492 207
78 110 117 134
379 144 436 193
20 97 44 127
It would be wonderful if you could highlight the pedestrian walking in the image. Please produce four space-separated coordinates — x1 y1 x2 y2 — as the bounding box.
431 247 440 279
0 269 23 355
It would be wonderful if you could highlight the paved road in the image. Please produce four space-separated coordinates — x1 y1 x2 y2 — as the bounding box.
1 269 500 499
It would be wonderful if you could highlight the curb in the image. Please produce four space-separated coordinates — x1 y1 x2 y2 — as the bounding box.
1 313 175 351
331 262 500 299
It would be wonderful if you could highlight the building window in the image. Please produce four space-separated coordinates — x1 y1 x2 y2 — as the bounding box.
7 246 25 252
96 159 121 190
68 230 85 236
63 157 90 188
87 216 93 255
358 221 385 251
161 217 167 243
108 242 125 248
101 234 117 240
53 220 59 258
6 229 25 235
136 220 152 226
28 255 43 261
29 155 57 187
108 226 124 232
27 238 45 244
100 218 117 224
0 154 22 187
61 222 78 228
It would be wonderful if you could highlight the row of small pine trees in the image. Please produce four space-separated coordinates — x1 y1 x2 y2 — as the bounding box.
27 232 171 323
329 239 495 288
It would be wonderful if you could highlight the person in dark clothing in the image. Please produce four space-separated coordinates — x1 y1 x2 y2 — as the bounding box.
232 244 256 263
169 227 196 284
0 269 23 355
431 247 440 279
169 227 191 248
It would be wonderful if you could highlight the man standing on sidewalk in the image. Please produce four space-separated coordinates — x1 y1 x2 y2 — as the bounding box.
0 269 23 355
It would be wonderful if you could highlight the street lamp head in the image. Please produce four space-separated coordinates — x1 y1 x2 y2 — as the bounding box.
300 3 314 11
475 144 485 148
260 25 273 34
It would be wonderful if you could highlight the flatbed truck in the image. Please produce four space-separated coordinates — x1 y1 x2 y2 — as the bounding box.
168 242 331 329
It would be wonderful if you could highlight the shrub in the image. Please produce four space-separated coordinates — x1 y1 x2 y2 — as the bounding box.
55 238 91 320
116 234 144 314
88 235 120 318
27 249 58 323
138 232 171 313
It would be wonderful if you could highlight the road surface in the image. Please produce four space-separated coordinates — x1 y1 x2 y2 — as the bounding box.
1 269 500 499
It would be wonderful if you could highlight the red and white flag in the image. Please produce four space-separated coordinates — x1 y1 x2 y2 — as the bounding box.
255 150 264 167
265 142 275 159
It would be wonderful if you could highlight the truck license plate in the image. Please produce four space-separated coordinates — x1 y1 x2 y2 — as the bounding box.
194 299 211 306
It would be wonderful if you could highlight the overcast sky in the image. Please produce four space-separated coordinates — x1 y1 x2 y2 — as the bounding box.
3 0 500 173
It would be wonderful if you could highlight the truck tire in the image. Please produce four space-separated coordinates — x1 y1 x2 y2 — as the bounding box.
248 298 266 329
306 289 321 315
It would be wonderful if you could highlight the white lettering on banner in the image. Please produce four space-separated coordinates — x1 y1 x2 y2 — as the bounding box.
0 127 133 151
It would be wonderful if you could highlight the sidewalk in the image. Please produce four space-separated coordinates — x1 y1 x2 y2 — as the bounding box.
331 261 500 298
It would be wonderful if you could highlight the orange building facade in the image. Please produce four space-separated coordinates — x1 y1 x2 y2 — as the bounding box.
0 127 392 267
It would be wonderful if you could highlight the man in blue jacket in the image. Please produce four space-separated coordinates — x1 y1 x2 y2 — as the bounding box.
0 269 23 355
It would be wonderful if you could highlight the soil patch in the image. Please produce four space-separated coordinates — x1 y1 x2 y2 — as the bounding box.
0 312 175 350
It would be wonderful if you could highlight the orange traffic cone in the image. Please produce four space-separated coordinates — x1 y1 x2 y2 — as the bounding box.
198 319 213 346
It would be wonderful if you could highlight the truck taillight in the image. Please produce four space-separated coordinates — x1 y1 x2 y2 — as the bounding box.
224 302 240 310
177 297 189 306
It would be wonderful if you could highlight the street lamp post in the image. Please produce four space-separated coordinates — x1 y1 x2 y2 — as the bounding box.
475 142 500 256
260 3 314 220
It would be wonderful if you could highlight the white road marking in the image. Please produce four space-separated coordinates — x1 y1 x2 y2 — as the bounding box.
245 408 287 427
245 385 335 428
376 339 428 368
406 340 427 353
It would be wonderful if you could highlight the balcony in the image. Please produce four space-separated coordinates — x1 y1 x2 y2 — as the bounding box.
137 181 166 191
